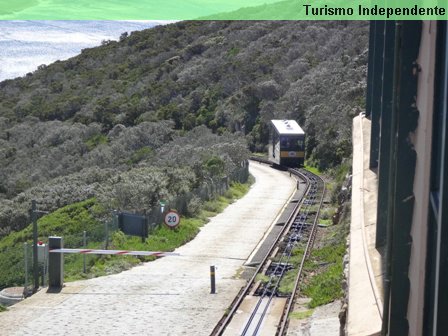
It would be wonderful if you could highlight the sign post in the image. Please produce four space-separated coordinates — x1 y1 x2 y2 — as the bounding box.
159 200 166 213
164 210 180 229
31 200 38 293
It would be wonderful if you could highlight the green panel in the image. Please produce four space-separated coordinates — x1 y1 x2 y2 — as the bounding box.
376 20 396 248
387 21 421 336
0 0 446 20
365 21 377 118
434 28 448 336
370 20 386 168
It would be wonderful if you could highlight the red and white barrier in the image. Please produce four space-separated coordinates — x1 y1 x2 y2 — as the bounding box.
49 248 179 257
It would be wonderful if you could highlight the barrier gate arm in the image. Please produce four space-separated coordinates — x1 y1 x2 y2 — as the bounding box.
49 248 180 257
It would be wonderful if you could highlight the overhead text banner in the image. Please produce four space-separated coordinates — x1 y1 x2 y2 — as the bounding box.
0 0 446 20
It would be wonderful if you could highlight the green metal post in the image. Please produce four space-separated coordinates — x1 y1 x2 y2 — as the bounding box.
104 218 109 249
24 242 29 297
32 200 39 293
83 231 87 273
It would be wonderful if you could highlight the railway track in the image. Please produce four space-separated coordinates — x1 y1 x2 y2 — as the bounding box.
212 163 326 336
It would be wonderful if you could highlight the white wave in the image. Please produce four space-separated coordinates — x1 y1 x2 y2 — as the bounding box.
0 20 167 81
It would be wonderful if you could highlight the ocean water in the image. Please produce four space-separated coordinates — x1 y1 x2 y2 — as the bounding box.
0 20 163 82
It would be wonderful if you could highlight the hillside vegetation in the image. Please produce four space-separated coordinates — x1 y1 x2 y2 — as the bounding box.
0 20 368 236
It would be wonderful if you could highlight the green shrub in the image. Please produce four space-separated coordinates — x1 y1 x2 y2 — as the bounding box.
85 134 108 150
127 147 153 165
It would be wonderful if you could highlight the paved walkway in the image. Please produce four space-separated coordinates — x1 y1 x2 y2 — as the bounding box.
0 162 296 336
347 115 382 336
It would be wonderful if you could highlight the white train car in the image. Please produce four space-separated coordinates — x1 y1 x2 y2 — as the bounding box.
268 119 305 167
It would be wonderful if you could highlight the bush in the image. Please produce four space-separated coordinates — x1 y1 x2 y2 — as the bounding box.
186 196 202 217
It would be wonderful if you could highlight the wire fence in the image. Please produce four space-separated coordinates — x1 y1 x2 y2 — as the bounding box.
124 162 249 235
1 163 249 292
0 244 32 296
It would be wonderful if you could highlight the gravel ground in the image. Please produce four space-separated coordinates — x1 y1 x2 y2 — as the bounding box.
0 162 296 336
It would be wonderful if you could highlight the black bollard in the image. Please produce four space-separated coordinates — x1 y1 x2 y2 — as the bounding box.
210 265 216 294
48 236 64 289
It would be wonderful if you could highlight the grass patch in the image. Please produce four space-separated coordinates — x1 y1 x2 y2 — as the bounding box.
255 274 270 284
279 167 350 308
319 218 332 226
278 269 298 294
289 309 314 320
305 204 320 213
302 263 343 308
277 248 304 295
0 304 7 313
278 238 346 307
320 208 335 220
200 182 250 218
300 226 348 308
0 198 103 288
0 198 102 249
0 180 253 288
289 162 351 309
304 164 322 176
251 152 268 159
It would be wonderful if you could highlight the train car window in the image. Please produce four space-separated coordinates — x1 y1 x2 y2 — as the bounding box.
280 137 288 147
278 136 305 151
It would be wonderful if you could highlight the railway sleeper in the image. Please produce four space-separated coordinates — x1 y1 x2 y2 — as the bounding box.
291 223 312 232
291 222 313 228
287 233 302 242
266 263 293 275
255 287 276 297
295 215 308 222
256 284 280 297
285 242 301 252
291 221 306 229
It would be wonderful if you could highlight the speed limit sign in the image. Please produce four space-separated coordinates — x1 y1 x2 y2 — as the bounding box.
164 210 180 228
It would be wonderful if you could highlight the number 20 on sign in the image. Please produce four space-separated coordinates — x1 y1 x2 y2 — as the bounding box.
164 210 180 228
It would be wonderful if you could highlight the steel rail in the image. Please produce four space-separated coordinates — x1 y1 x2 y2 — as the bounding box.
241 169 313 336
212 162 325 336
277 169 326 336
248 168 320 336
212 164 310 336
244 202 311 336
